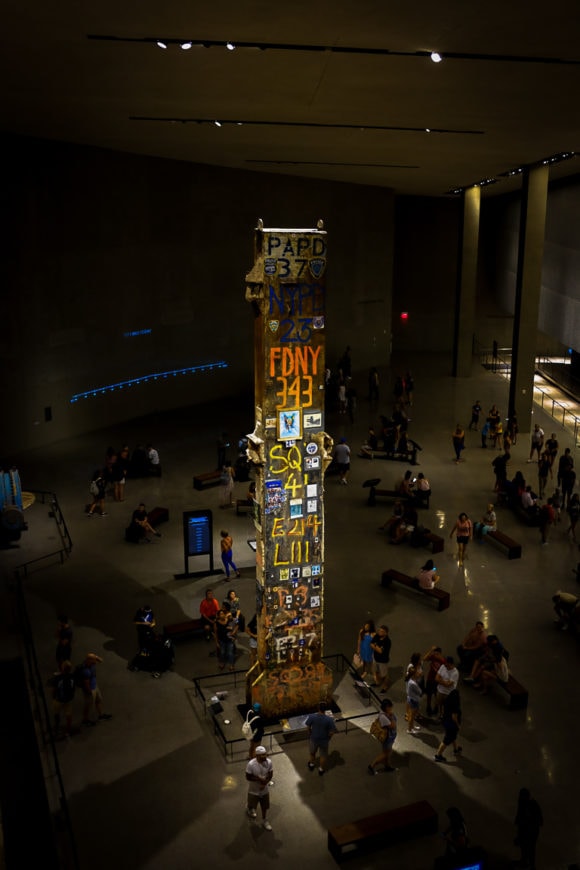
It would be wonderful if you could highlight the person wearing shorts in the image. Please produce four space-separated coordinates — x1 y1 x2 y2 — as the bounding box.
81 653 112 726
435 689 462 762
449 512 472 566
368 698 397 774
245 746 273 830
305 702 337 775
334 438 351 485
371 625 391 693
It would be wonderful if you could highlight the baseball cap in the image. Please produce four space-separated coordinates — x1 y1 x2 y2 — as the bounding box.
255 746 267 755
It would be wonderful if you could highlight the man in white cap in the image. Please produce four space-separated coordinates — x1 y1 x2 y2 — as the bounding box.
245 746 273 830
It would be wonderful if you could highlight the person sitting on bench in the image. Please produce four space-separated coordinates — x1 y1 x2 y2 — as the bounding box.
552 591 580 631
396 470 415 497
380 500 405 536
463 635 506 685
126 503 161 543
474 504 497 538
359 427 380 458
416 559 440 589
391 504 418 545
413 472 431 503
521 485 539 517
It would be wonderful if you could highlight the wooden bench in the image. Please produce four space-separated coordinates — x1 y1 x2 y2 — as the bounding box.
163 618 205 642
328 800 438 861
148 506 169 526
485 529 522 559
423 531 444 554
235 498 254 515
363 479 429 508
381 569 450 611
496 674 528 710
193 470 222 491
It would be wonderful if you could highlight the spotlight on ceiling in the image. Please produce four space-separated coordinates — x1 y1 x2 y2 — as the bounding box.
214 120 222 127
226 41 235 51
181 42 193 50
156 41 167 50
430 52 443 63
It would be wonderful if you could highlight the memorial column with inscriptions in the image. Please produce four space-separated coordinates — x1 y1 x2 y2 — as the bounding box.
245 221 334 718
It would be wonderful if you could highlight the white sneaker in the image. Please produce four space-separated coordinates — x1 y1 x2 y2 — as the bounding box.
262 820 272 831
247 808 257 819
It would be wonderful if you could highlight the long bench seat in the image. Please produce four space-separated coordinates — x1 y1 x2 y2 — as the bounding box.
328 800 437 861
381 568 450 611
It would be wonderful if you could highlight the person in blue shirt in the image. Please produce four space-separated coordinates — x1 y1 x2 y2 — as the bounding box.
305 702 337 776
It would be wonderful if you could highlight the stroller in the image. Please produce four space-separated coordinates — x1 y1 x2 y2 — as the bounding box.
129 606 175 678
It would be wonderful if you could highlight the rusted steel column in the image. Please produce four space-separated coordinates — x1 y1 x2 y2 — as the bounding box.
245 221 334 718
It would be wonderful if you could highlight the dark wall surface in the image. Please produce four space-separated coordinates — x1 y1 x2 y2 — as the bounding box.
1 135 394 453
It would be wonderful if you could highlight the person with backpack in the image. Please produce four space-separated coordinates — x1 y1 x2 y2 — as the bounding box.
51 660 76 737
367 697 397 774
87 469 107 517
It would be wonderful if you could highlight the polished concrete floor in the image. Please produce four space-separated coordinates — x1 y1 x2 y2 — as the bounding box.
3 352 580 870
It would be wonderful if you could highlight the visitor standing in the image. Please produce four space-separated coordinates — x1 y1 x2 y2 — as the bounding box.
334 437 351 485
246 746 273 830
305 702 337 776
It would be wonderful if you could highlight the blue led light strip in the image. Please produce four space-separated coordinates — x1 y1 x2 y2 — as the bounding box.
123 328 152 338
70 361 228 403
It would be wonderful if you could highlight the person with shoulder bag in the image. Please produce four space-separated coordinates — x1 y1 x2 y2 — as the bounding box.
367 698 397 774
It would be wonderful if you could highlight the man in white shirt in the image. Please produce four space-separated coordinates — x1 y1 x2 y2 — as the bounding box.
528 424 544 462
334 438 351 485
246 746 274 830
435 656 459 716
147 444 160 476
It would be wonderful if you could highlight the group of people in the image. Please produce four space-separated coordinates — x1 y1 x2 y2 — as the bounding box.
494 446 577 545
50 615 112 737
199 586 248 672
87 442 160 518
245 701 337 831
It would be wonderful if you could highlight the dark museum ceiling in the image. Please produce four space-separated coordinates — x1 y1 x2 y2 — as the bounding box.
2 0 579 197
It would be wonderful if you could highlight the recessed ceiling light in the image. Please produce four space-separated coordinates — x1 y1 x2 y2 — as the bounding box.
425 128 431 133
181 42 193 50
214 120 222 127
226 41 235 51
156 41 167 50
430 52 442 63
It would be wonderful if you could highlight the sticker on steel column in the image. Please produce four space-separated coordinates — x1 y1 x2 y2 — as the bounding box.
309 258 326 279
313 317 325 329
268 320 279 333
265 258 277 275
305 456 320 469
304 412 322 430
305 441 318 454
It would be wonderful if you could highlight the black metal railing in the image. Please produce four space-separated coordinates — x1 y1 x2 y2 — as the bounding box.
11 573 80 869
13 490 73 579
191 653 381 761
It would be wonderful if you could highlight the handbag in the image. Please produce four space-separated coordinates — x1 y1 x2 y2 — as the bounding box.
370 717 388 743
241 710 259 740
353 652 362 669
